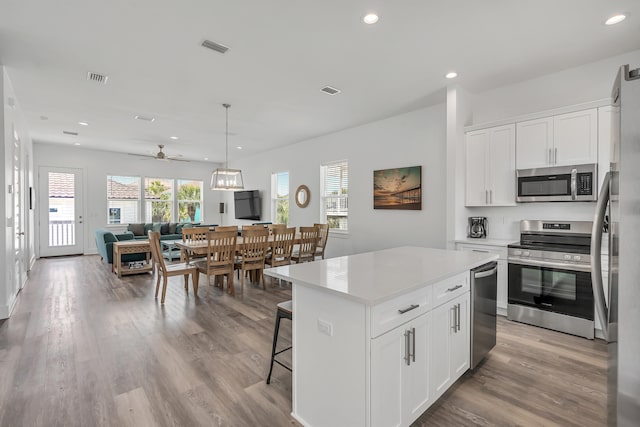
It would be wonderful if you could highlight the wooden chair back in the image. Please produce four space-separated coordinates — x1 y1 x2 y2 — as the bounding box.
269 227 295 267
148 231 166 274
204 230 238 274
314 223 330 259
294 226 319 263
239 227 270 264
182 227 208 244
214 225 239 233
268 223 286 235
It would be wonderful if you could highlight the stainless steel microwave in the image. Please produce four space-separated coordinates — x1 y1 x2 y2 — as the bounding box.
516 164 597 202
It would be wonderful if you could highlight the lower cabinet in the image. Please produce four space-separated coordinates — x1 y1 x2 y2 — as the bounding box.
371 311 431 427
430 292 470 401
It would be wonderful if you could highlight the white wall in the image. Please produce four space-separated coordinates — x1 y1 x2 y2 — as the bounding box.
453 49 640 241
227 104 447 258
33 144 223 255
1 66 35 319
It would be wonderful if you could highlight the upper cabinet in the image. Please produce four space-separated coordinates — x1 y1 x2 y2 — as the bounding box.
465 124 516 207
516 108 598 169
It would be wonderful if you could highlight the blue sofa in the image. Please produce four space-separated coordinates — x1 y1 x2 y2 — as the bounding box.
126 222 197 241
95 229 146 265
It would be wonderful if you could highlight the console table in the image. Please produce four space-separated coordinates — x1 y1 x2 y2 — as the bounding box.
113 240 153 278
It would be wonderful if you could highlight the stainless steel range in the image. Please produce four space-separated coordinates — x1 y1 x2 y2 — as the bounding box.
507 220 594 339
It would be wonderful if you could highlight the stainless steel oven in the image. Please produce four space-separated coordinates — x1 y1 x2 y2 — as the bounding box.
507 220 594 339
516 164 597 202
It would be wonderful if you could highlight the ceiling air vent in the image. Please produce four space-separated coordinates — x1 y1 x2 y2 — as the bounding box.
321 86 341 95
63 130 78 136
87 71 108 85
201 39 229 54
134 115 155 122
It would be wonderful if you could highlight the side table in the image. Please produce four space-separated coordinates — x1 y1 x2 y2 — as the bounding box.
113 240 153 278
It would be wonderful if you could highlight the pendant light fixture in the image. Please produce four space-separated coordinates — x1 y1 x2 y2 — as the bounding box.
210 103 244 190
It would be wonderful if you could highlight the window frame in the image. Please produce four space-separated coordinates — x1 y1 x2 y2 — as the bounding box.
176 179 204 223
106 175 142 224
271 171 290 225
320 160 349 234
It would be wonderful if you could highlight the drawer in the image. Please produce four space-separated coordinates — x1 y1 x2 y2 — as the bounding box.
457 244 507 260
371 286 432 338
432 272 469 308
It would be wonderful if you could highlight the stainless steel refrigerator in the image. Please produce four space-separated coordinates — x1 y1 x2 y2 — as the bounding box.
591 64 640 426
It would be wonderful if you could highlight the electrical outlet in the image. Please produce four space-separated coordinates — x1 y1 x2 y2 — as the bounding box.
317 319 333 336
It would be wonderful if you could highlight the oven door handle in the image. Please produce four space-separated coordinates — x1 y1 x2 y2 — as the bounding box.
508 257 591 273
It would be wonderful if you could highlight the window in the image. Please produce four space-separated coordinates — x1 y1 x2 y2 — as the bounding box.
271 172 289 224
177 179 203 223
107 175 141 224
321 160 348 231
144 178 173 223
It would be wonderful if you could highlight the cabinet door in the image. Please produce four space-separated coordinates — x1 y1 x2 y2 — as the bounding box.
450 293 470 378
553 109 598 166
430 301 453 400
465 130 488 206
487 124 516 205
371 327 404 427
516 117 553 169
404 312 431 422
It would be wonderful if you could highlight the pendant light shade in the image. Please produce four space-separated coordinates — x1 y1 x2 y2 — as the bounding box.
211 103 244 190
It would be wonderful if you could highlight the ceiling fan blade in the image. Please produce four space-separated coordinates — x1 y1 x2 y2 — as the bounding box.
128 153 157 159
167 157 190 162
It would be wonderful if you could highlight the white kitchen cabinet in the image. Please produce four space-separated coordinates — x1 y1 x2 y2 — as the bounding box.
465 124 516 206
371 312 431 427
456 242 509 316
430 292 470 401
516 108 598 169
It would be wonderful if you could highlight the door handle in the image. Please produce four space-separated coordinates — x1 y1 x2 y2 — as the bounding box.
451 306 457 333
490 190 493 204
404 330 411 366
16 232 25 236
554 148 558 164
411 327 416 362
570 168 578 200
548 148 552 164
457 303 461 332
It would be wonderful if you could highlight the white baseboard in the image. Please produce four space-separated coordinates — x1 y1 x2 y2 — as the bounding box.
0 293 18 320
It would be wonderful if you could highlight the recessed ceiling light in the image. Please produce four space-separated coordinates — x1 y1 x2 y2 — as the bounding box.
236 146 243 150
363 13 379 24
445 72 458 79
605 14 627 25
74 142 81 146
169 136 179 140
321 86 342 95
78 121 89 126
203 157 209 161
134 115 155 122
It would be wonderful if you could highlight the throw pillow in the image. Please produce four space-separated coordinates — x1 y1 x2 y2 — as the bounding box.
128 223 145 236
152 223 162 233
168 222 177 234
160 223 170 235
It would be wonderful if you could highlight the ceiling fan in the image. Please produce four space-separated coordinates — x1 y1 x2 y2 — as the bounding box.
128 144 188 162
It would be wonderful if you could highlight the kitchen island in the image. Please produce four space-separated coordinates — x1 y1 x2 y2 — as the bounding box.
265 246 498 427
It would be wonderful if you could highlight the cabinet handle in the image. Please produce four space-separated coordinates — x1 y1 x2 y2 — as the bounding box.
411 327 416 363
398 304 419 314
446 284 463 293
555 148 558 165
457 303 461 332
404 330 411 366
451 306 457 333
548 148 552 164
472 249 489 253
485 190 488 204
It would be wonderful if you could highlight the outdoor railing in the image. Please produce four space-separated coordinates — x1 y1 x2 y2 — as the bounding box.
49 220 75 246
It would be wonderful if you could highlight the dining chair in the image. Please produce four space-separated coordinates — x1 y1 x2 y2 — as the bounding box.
313 223 329 260
194 229 237 296
214 225 239 232
291 226 318 263
148 231 199 304
265 226 295 286
181 226 208 261
267 223 286 235
234 227 270 293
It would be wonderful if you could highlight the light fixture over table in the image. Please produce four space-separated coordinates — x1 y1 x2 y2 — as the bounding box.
210 103 244 190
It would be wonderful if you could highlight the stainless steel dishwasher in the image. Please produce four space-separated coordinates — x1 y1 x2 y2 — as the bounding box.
470 261 498 369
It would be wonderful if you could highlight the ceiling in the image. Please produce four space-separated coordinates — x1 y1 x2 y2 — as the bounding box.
1 0 639 163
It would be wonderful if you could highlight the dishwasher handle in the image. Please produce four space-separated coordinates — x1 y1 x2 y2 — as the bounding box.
473 266 497 279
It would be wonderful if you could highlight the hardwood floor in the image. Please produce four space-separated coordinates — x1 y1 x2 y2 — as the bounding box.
0 255 607 426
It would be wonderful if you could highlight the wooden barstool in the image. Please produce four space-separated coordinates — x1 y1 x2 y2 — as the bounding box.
266 300 292 384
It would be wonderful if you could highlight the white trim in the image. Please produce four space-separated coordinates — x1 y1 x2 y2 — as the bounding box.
464 98 611 132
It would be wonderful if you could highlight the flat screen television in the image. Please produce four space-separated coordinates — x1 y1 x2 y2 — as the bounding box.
234 190 261 221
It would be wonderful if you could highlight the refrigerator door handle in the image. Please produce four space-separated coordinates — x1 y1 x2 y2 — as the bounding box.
591 172 610 342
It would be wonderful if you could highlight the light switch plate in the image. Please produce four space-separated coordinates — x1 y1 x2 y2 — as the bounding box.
317 319 333 336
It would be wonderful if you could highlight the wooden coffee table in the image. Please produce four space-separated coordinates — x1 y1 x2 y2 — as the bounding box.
113 240 153 278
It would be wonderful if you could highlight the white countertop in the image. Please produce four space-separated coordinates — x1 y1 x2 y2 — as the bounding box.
265 246 498 305
454 238 517 247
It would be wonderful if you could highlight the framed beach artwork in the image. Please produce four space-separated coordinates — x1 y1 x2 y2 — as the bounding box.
373 166 422 210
